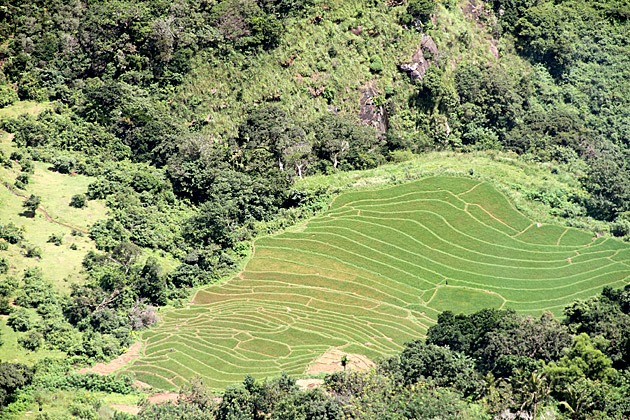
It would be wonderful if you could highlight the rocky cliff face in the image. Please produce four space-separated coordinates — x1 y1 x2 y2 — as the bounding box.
398 34 439 83
358 83 388 134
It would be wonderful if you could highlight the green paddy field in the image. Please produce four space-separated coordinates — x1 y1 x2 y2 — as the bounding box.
126 176 630 389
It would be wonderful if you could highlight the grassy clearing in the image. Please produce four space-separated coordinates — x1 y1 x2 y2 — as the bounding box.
0 150 108 292
0 101 110 291
127 174 630 390
0 101 49 120
0 317 65 364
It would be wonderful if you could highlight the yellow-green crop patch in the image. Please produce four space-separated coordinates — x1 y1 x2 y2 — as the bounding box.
127 176 630 390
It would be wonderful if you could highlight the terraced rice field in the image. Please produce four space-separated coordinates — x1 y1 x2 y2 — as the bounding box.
127 176 630 389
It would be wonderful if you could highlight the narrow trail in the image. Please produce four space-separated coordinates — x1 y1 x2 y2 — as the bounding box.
1 180 89 234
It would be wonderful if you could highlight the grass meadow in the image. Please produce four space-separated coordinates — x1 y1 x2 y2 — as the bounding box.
127 176 630 390
0 104 109 292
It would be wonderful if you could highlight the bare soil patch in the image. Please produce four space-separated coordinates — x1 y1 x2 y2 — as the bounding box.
296 378 324 390
78 341 142 375
110 404 141 415
148 392 179 404
306 348 374 375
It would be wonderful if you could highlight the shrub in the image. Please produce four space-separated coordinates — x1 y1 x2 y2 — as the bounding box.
22 194 41 217
0 84 18 108
0 256 8 274
25 245 42 258
369 55 384 73
15 173 30 187
0 241 8 251
69 194 87 208
9 151 23 161
18 331 43 351
52 156 76 174
0 150 9 167
20 160 33 173
0 222 24 244
8 308 38 332
47 233 63 246
0 297 11 315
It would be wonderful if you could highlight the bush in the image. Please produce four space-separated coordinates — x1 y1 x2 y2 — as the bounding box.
9 151 23 162
47 233 63 246
611 218 630 238
0 297 11 315
369 55 384 73
69 194 87 208
0 84 18 108
52 156 76 174
15 173 30 187
18 330 43 351
25 245 42 258
0 241 8 250
0 256 8 274
22 194 41 217
0 222 24 244
20 160 33 173
7 308 38 332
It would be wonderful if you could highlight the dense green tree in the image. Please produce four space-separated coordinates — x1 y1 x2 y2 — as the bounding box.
0 362 33 408
22 194 41 217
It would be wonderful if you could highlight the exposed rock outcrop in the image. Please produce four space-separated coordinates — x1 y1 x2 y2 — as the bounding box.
359 82 388 133
398 34 439 83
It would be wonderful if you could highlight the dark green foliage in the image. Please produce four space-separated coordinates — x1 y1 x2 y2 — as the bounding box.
15 172 30 188
311 114 383 171
18 330 44 351
69 193 87 208
0 222 24 244
385 340 482 396
138 403 215 420
236 105 310 177
51 156 76 174
453 64 524 150
8 308 39 332
47 233 63 246
563 285 630 369
0 84 19 108
369 55 384 73
401 0 437 28
14 269 57 309
37 372 135 394
427 309 572 374
582 145 630 221
136 257 168 306
0 362 33 408
0 256 8 274
325 370 470 420
271 388 342 420
22 194 41 217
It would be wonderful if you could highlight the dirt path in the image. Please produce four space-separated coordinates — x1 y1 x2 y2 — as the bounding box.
78 342 142 375
1 180 89 234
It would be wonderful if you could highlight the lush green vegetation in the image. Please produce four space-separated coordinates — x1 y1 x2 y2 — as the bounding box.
1 0 630 417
